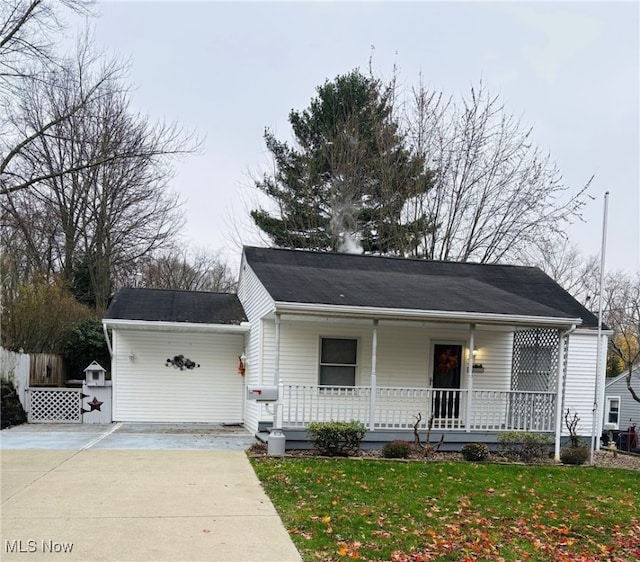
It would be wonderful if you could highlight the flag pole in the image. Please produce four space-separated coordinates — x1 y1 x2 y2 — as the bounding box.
590 191 609 465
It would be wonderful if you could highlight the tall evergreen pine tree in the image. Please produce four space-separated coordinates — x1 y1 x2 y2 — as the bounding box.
251 70 433 255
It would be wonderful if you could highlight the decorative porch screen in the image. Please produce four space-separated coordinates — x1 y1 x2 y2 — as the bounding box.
511 329 559 392
320 338 357 386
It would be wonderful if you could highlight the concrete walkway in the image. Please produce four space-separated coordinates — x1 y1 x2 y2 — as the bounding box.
1 425 301 562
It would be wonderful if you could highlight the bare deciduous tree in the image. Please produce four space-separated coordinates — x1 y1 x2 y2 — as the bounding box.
138 247 237 293
521 238 599 305
0 0 107 197
0 0 91 86
603 272 640 404
404 81 591 264
2 36 197 311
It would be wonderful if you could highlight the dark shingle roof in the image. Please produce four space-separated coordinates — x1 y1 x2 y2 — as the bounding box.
243 246 599 328
104 288 247 325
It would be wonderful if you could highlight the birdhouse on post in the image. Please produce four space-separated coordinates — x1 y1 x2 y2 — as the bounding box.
84 361 106 387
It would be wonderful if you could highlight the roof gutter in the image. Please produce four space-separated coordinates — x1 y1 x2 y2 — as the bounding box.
102 318 251 334
273 301 583 328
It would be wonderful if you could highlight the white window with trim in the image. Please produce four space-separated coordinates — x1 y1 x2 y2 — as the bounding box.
605 396 620 430
319 338 357 387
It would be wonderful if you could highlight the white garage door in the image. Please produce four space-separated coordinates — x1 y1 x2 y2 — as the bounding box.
113 329 245 423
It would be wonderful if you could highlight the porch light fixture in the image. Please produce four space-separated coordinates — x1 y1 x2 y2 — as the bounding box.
471 348 483 372
165 354 200 370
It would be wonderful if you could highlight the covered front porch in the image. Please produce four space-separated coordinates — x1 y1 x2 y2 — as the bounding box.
258 311 578 456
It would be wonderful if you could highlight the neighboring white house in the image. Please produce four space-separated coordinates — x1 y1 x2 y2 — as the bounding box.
604 367 640 433
103 246 610 456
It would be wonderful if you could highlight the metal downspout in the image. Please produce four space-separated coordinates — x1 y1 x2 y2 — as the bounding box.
102 322 115 423
102 323 113 357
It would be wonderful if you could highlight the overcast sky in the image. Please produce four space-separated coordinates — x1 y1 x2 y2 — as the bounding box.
78 1 639 274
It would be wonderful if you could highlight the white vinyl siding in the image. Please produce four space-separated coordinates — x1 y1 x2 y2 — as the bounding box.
112 330 244 423
260 318 514 391
237 261 275 323
471 330 514 392
564 330 606 436
254 319 516 427
237 260 276 432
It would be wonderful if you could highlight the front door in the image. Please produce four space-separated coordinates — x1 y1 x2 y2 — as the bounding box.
432 344 462 418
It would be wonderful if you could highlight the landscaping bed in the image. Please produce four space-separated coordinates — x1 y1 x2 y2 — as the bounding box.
248 443 640 471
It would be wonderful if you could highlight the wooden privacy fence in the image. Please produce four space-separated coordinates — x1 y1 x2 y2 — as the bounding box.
29 354 64 387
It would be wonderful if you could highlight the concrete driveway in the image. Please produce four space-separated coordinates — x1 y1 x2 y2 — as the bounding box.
0 424 301 562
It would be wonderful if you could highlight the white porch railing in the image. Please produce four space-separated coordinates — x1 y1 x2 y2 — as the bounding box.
280 385 556 433
281 386 371 427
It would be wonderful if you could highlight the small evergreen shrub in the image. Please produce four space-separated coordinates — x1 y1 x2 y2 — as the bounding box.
382 440 412 459
497 431 522 460
306 421 366 457
497 431 552 463
560 446 589 465
461 442 490 462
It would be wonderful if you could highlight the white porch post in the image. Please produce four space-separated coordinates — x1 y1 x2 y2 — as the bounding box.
465 323 475 432
274 313 282 429
369 319 378 431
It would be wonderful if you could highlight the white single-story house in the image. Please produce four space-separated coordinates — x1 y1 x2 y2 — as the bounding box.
604 367 639 435
103 246 610 457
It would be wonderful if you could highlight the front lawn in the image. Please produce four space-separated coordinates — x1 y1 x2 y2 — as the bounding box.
250 457 639 561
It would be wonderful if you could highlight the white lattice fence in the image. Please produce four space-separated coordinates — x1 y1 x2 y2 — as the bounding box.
26 388 82 423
